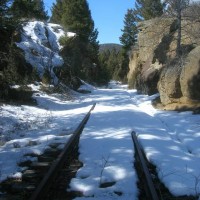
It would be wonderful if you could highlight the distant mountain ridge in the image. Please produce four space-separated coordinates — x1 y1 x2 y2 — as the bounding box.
99 43 122 53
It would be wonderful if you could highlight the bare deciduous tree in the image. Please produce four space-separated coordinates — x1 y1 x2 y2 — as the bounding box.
164 0 190 56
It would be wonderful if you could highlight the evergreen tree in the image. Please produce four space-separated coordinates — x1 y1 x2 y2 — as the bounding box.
52 0 94 42
0 0 17 73
0 0 8 19
33 0 48 20
0 0 14 27
0 0 34 100
51 0 100 83
11 0 48 20
135 0 164 20
119 9 139 83
120 9 138 51
98 48 129 83
50 0 63 24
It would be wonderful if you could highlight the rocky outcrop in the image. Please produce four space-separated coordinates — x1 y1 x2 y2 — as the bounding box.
127 50 139 89
180 46 200 100
158 61 182 105
128 17 200 110
128 18 177 94
157 46 200 110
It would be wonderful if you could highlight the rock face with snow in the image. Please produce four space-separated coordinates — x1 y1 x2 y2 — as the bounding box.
16 21 75 84
128 17 200 109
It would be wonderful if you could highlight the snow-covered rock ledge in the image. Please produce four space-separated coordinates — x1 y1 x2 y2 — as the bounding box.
16 21 75 83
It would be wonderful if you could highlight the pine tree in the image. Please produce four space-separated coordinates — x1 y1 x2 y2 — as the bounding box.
0 0 8 18
11 0 48 20
135 0 164 20
50 0 63 24
32 0 48 20
120 9 138 51
0 0 14 26
118 9 139 83
0 0 17 70
52 0 94 42
51 0 100 83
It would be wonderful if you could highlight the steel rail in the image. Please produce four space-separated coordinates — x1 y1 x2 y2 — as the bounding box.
131 131 159 200
29 103 96 200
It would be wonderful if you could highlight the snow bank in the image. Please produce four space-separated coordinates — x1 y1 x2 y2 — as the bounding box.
0 85 91 182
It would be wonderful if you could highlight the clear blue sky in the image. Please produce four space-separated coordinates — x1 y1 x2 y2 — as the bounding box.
44 0 135 44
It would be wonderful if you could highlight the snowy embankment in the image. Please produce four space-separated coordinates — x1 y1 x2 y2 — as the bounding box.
0 84 93 182
16 21 75 83
0 81 200 199
129 91 200 197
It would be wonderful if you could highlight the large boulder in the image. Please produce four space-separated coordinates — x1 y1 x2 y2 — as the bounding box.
158 61 182 106
180 46 200 100
136 56 162 95
157 46 200 110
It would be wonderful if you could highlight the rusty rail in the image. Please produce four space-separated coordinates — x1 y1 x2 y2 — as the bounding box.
29 103 96 200
131 131 159 200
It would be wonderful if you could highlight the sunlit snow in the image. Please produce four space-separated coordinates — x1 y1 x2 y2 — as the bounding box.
0 81 200 199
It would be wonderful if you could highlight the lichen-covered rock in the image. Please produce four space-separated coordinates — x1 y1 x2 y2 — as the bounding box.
128 18 176 94
180 46 200 100
136 56 162 95
158 62 182 106
127 50 139 89
137 18 176 63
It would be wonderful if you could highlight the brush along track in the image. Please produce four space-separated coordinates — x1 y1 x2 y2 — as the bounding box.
0 103 96 200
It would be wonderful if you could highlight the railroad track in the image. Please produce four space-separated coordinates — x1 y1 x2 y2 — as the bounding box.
29 103 96 200
132 131 197 200
0 103 96 200
1 106 196 200
131 131 199 200
131 131 160 200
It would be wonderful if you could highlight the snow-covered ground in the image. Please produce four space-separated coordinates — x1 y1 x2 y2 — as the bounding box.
0 81 200 199
0 84 92 182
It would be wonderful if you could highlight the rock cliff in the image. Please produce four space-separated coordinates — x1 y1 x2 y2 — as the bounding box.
128 17 200 110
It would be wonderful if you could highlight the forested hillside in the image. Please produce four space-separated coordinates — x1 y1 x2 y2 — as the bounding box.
99 43 122 53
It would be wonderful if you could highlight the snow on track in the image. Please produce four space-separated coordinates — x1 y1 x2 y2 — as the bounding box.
69 89 138 199
70 84 200 199
1 81 200 199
